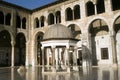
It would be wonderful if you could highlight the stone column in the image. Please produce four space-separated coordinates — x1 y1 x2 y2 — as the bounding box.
47 48 50 66
73 47 79 71
42 47 45 72
54 14 56 24
4 13 5 25
94 4 97 15
66 46 70 73
25 41 29 66
82 33 92 74
11 41 15 67
80 0 86 18
52 46 56 72
110 34 117 66
105 0 112 12
11 68 14 80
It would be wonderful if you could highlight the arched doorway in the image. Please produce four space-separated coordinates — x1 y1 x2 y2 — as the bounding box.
89 19 110 66
0 30 11 67
35 32 44 65
15 33 26 66
68 24 82 66
114 16 120 64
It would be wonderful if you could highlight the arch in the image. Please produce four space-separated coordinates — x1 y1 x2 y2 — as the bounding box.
55 11 61 23
65 7 73 21
0 30 11 67
89 19 110 66
16 15 21 28
111 0 120 11
40 16 45 27
15 33 26 66
96 0 105 14
87 17 110 33
34 31 44 65
35 17 39 28
68 24 81 39
89 19 109 36
48 13 54 25
113 15 120 33
74 5 80 19
0 11 4 24
113 16 120 64
86 1 95 16
22 17 26 29
5 13 11 25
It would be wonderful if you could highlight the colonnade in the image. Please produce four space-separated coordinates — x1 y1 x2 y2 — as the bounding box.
41 46 79 72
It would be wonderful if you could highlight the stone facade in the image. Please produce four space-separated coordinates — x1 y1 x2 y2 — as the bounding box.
0 0 120 68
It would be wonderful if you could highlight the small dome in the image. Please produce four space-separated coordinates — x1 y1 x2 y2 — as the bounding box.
43 24 73 40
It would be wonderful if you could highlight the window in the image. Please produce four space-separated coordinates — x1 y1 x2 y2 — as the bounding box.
22 17 26 29
101 48 109 59
35 18 39 28
5 13 11 25
0 11 4 24
16 16 21 28
86 1 95 16
96 0 105 14
74 5 80 19
55 11 61 23
65 7 73 21
112 0 120 11
40 16 45 27
48 13 54 25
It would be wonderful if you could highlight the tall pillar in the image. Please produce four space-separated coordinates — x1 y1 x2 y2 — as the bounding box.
110 34 117 66
52 46 56 72
54 14 56 24
94 4 97 15
11 41 15 67
42 47 44 72
82 33 92 74
73 47 79 71
66 46 70 73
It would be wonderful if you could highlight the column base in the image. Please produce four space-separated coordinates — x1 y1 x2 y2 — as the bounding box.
112 63 118 68
42 67 44 73
67 67 70 73
52 66 56 72
73 66 79 71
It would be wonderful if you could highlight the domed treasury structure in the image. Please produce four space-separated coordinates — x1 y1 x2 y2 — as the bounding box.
41 24 79 72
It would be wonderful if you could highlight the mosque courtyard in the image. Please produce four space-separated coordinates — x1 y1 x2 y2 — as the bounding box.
0 66 119 80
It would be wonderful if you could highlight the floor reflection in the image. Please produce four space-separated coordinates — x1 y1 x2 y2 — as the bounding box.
0 66 119 80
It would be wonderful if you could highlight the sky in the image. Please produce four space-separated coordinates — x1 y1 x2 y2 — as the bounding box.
3 0 57 10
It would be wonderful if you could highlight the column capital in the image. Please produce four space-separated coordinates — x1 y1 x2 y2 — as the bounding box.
11 41 15 46
51 45 56 49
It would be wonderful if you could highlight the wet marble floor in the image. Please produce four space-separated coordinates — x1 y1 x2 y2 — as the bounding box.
0 66 119 80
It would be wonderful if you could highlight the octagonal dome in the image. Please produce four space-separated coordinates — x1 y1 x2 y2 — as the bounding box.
43 24 73 40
